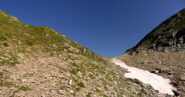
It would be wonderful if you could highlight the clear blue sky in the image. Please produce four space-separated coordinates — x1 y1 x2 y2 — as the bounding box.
0 0 184 57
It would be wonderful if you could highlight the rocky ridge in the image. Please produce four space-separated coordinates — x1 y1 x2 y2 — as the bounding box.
120 8 185 97
126 8 185 54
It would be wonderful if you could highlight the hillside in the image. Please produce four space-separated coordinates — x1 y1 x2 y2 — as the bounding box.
126 8 185 54
120 8 185 96
0 10 161 97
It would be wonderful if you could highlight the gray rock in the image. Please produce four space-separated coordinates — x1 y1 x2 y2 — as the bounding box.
68 79 72 85
10 75 17 81
152 28 185 52
180 75 185 81
63 42 70 47
41 94 45 97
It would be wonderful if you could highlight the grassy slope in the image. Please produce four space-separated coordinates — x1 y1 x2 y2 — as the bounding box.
0 10 158 97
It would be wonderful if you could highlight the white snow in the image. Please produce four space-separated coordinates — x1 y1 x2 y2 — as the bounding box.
112 58 176 95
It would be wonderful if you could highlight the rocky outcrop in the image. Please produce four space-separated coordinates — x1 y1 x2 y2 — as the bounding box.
125 8 185 54
153 28 185 52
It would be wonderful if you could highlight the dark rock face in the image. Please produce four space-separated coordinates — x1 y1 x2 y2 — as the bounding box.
126 8 185 54
153 28 185 52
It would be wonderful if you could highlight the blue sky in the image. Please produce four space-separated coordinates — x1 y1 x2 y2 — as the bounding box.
0 0 184 57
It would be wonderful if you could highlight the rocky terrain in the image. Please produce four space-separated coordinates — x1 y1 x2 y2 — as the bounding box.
153 27 185 52
0 10 164 97
120 8 185 97
1 8 185 97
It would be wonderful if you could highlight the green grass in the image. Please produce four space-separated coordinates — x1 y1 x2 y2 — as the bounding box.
60 86 65 90
71 63 79 68
19 86 31 91
95 88 101 93
70 69 79 75
0 72 3 76
8 56 19 65
0 56 19 66
88 74 95 79
102 94 108 97
0 10 106 66
50 52 54 56
76 87 80 91
0 35 6 40
12 86 31 96
0 81 14 87
26 40 34 46
77 82 85 88
86 93 91 97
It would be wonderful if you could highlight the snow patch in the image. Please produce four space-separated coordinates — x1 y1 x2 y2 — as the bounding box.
112 58 176 95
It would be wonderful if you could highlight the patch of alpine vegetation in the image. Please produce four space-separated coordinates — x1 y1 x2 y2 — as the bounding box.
0 10 159 96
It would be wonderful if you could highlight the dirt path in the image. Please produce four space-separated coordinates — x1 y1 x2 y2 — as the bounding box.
112 58 176 96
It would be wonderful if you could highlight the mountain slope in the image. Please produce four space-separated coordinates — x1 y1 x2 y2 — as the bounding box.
0 10 160 97
120 8 185 96
126 8 185 54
